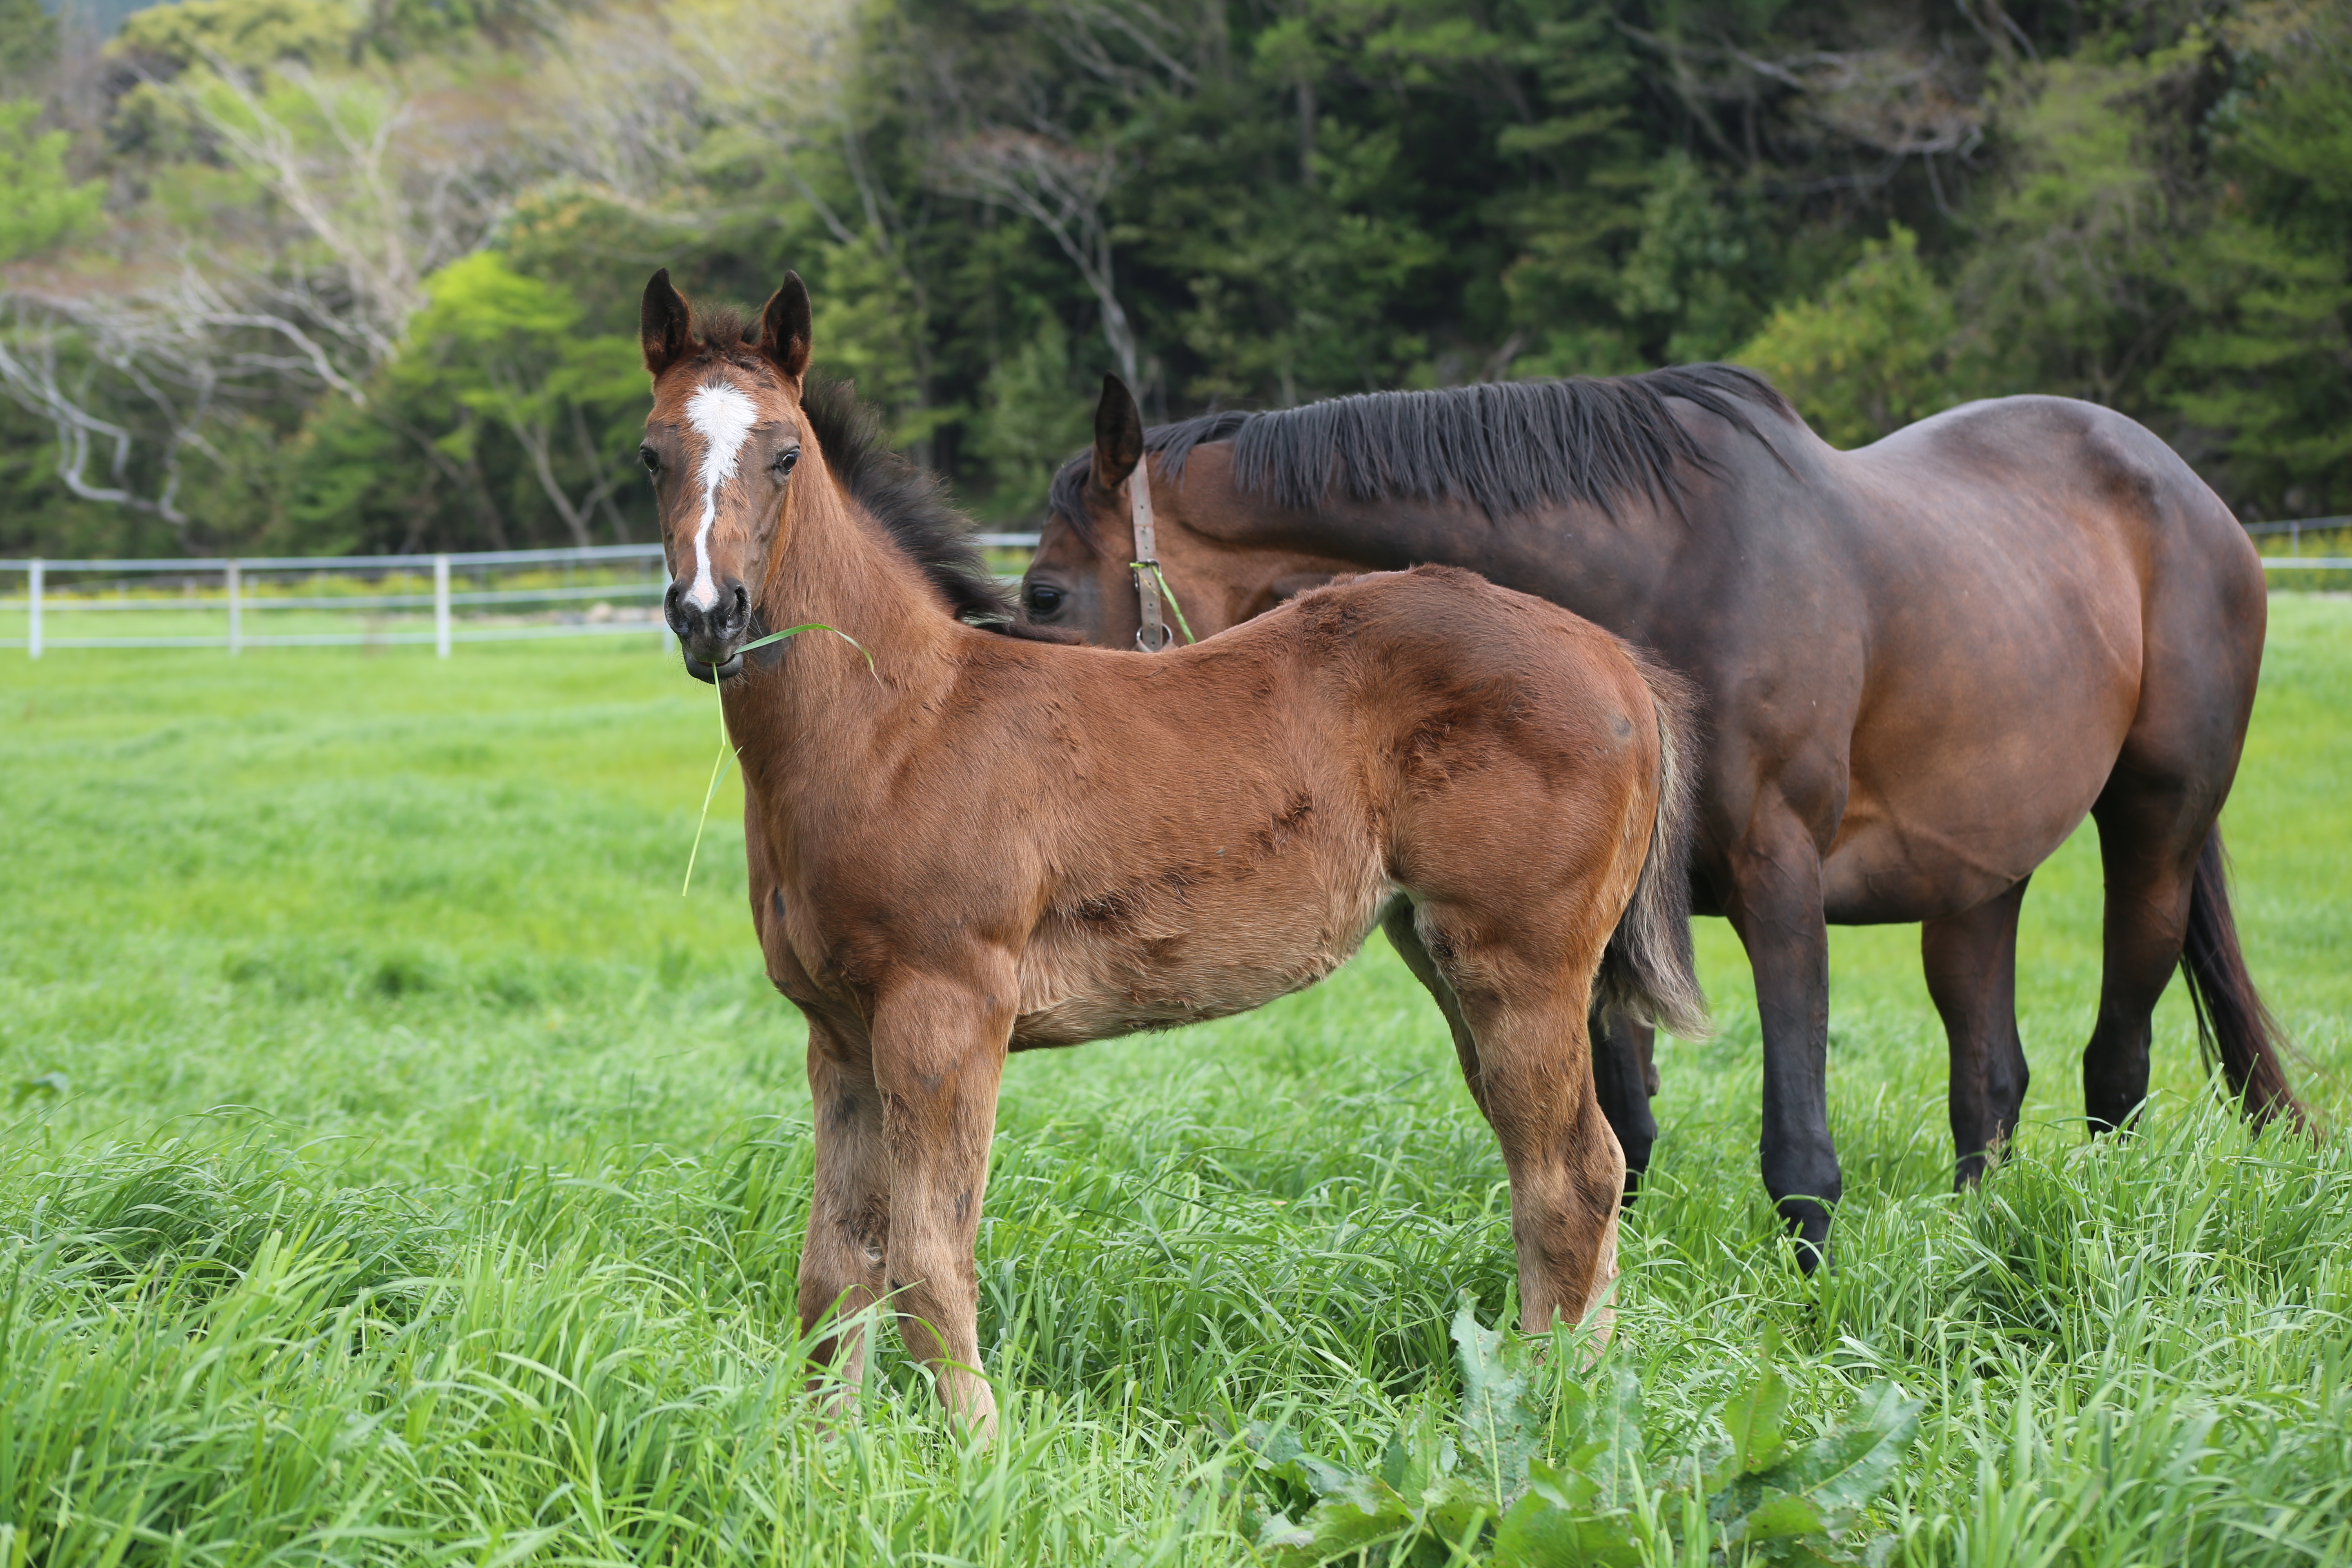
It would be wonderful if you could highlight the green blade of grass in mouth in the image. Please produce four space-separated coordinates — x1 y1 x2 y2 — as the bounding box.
681 623 874 895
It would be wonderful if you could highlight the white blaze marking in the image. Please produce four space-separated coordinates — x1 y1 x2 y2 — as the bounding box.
683 381 762 610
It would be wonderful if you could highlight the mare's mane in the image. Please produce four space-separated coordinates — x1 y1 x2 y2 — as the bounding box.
1045 363 1795 549
671 308 1024 630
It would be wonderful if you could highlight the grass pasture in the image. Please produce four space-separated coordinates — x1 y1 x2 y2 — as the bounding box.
0 596 2348 1566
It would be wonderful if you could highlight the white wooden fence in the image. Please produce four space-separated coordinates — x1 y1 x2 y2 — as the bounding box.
1 522 2340 658
0 537 1041 658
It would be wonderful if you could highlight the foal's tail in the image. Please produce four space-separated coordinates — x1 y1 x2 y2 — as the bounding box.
1596 651 1711 1040
2181 828 2310 1130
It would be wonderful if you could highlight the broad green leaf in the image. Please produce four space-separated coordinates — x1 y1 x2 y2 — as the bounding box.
1587 1368 1646 1510
1274 1472 1417 1560
1452 1294 1545 1493
1255 1511 1318 1552
1421 1472 1499 1542
1737 1490 1829 1541
1242 1421 1305 1470
1715 1383 1922 1544
1492 1460 1643 1568
1719 1361 1792 1476
1380 1412 1447 1496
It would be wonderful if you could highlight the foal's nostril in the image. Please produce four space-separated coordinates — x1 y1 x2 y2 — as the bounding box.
663 581 690 636
727 584 750 629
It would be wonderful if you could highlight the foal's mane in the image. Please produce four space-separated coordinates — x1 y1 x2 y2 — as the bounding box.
1045 363 1795 546
670 307 1027 631
799 376 1024 628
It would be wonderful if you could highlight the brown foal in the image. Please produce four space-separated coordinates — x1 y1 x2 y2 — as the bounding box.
636 270 1709 1430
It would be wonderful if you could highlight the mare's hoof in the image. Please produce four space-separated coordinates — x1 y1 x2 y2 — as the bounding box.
1778 1201 1834 1275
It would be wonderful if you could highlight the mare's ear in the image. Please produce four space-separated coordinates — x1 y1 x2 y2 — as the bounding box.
760 273 814 385
1092 374 1143 491
641 269 695 376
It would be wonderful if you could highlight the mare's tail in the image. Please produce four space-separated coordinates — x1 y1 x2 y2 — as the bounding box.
1596 651 1711 1040
2180 828 2309 1129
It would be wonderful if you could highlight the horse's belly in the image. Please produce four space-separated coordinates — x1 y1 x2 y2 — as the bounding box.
1823 688 2132 922
1009 840 1394 1047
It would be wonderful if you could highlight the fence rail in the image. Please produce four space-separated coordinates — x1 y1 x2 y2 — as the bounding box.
0 537 1042 657
1 521 2340 658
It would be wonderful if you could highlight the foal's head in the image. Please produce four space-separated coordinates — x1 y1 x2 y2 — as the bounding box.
639 268 815 679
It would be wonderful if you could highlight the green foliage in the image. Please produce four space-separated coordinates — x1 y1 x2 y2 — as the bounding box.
0 99 103 263
7 0 2352 550
1739 226 1963 450
1231 1301 1920 1564
115 0 361 69
970 313 1091 519
2160 4 2352 515
0 0 56 84
393 249 646 546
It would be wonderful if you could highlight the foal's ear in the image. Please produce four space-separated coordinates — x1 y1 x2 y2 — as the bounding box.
1092 374 1144 491
760 273 814 385
641 269 695 376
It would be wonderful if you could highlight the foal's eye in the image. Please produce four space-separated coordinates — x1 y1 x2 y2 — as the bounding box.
773 447 800 476
1024 582 1065 618
639 446 660 474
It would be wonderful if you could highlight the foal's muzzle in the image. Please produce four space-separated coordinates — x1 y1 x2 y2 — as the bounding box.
667 580 751 682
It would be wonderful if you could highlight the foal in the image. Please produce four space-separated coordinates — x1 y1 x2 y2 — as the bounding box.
637 269 1708 1431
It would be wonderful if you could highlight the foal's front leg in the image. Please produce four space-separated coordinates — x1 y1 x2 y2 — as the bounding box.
872 969 1013 1436
797 1014 891 1406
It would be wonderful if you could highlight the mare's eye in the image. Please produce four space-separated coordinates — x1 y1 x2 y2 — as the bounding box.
639 446 660 474
1025 582 1065 618
774 447 800 476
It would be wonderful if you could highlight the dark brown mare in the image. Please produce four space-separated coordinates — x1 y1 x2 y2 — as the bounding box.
1020 371 2307 1263
635 269 1712 1429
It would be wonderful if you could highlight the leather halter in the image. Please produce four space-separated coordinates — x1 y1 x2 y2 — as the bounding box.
1128 462 1173 652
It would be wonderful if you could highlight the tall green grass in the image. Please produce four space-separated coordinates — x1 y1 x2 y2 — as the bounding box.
0 597 2345 1564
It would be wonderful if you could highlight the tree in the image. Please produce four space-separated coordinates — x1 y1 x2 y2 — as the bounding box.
397 250 645 548
1738 224 1963 449
0 99 102 262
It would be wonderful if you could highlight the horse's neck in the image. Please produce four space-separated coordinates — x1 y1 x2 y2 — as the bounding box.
731 474 960 803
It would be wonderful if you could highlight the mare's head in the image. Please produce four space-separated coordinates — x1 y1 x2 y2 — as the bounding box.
1018 378 1298 649
639 268 815 679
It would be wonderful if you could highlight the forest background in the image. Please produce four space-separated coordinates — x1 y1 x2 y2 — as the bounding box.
0 0 2345 559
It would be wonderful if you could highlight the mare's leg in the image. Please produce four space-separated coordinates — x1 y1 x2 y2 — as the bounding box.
1383 899 1488 1120
1724 820 1840 1270
1589 1007 1659 1201
2082 775 2213 1132
1922 878 2032 1187
1409 901 1625 1336
797 1015 891 1403
871 969 1013 1434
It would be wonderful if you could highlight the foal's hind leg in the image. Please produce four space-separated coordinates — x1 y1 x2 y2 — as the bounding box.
1383 900 1489 1119
1408 902 1626 1337
797 1015 891 1405
1388 896 1656 1202
1922 878 2031 1187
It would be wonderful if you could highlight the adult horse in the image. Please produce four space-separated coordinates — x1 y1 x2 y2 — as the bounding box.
635 269 1709 1430
1019 370 2305 1263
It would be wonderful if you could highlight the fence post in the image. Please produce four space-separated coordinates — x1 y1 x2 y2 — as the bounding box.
434 553 451 658
27 559 41 659
226 559 242 655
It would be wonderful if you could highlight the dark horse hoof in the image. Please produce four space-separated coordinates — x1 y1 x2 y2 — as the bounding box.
1780 1201 1833 1274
